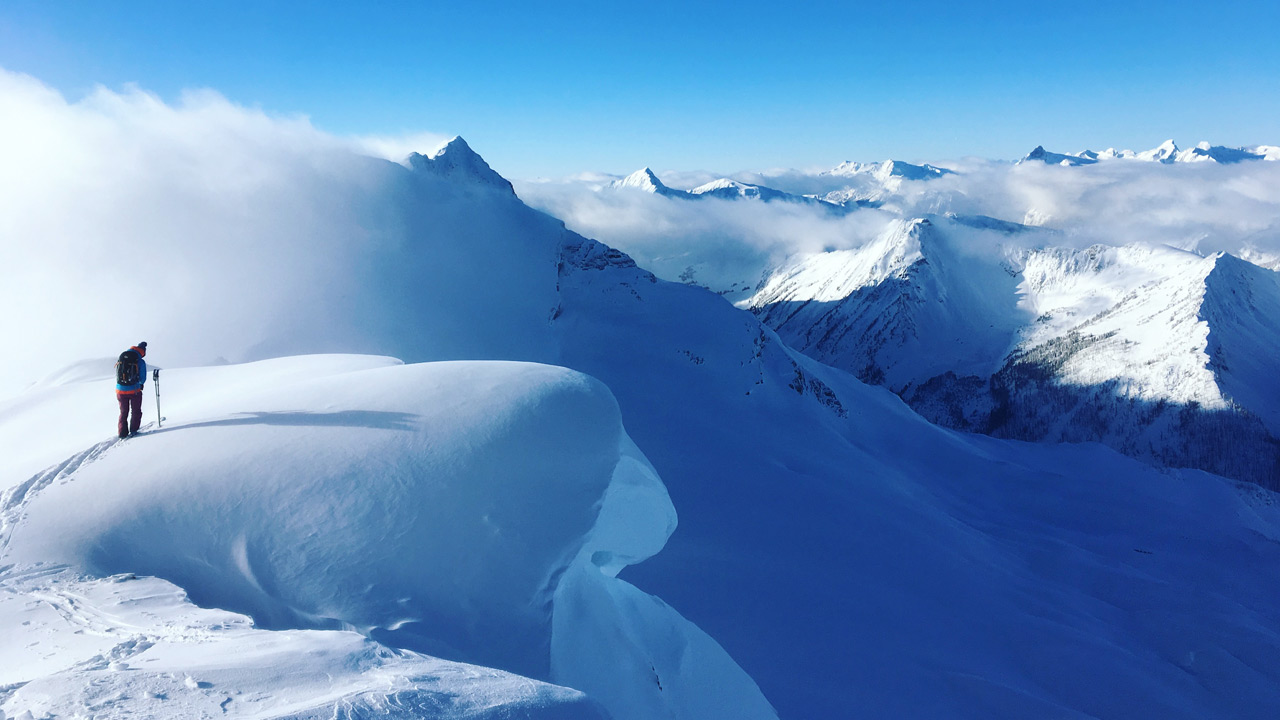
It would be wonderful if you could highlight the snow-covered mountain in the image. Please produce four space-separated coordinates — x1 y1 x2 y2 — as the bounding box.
7 132 1280 720
608 167 686 197
814 159 953 207
745 216 1280 485
610 167 831 207
1020 139 1278 165
688 177 791 201
748 217 1023 387
1176 140 1280 163
3 357 759 720
407 136 516 194
1019 144 1100 166
825 158 953 182
1137 138 1180 163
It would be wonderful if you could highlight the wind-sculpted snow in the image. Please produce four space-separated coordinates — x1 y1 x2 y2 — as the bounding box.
0 568 606 720
1 356 774 720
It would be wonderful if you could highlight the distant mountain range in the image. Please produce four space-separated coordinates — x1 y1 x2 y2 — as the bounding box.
608 167 838 208
1020 139 1280 165
606 159 955 211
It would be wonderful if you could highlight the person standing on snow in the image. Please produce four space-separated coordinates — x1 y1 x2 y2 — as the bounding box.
115 341 148 438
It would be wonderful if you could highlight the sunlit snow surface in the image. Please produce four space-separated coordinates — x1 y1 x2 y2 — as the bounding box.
0 356 772 720
0 569 603 720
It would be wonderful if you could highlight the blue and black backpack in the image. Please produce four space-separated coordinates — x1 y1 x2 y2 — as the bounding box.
116 350 142 386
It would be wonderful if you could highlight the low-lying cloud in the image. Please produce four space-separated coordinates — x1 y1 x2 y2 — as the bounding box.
517 181 897 293
518 151 1280 293
918 159 1280 256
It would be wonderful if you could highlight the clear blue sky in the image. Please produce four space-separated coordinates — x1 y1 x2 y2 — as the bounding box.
2 0 1277 178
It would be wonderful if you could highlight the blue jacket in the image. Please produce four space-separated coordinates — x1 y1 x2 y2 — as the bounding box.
116 350 147 394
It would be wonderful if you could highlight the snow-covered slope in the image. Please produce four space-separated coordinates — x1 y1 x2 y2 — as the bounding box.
0 569 605 720
8 132 1280 720
551 227 1280 719
1 356 773 720
746 219 1280 485
747 217 1024 388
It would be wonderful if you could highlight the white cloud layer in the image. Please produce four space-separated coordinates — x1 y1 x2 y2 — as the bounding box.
518 152 1280 294
0 70 466 397
516 181 898 293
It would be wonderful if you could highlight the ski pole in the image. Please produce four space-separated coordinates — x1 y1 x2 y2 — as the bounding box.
153 368 162 428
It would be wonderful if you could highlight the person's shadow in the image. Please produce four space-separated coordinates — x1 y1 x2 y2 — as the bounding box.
148 410 419 434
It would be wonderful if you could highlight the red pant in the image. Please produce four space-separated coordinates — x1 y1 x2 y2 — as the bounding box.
118 392 143 437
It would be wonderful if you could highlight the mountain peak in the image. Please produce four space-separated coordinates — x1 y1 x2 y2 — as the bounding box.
1020 145 1095 166
689 177 799 202
875 159 953 181
432 135 475 158
693 177 742 191
610 167 685 197
406 136 515 195
825 158 952 181
1138 139 1180 163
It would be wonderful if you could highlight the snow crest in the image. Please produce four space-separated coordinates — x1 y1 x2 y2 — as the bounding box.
0 356 773 720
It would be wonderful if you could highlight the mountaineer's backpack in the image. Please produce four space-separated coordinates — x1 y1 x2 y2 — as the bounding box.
116 349 142 387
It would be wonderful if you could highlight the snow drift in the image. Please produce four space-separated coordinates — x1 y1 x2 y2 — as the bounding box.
1 355 774 720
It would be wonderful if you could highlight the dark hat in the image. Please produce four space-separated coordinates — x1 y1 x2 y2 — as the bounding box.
138 341 148 349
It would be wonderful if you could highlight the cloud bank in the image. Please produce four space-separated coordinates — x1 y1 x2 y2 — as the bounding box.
518 151 1280 295
516 181 897 294
0 69 506 398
